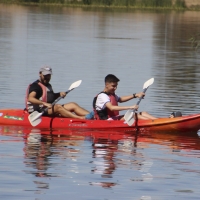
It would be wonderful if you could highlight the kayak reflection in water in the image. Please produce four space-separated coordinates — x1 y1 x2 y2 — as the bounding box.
25 66 94 119
93 74 157 121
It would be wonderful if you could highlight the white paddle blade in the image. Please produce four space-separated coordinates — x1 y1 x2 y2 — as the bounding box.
28 111 43 126
124 110 133 123
127 116 135 126
29 118 42 127
124 111 135 126
68 80 82 90
143 78 154 89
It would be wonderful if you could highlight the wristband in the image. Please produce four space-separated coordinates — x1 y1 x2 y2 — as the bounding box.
133 93 136 98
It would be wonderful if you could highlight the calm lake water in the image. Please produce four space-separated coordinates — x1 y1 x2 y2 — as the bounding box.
0 4 200 200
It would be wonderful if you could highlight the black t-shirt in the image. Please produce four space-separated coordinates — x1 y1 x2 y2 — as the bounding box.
28 80 60 103
29 82 43 99
29 80 53 99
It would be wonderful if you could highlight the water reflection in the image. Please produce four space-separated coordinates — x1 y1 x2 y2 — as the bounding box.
24 129 85 176
1 125 200 198
24 131 53 178
90 138 118 188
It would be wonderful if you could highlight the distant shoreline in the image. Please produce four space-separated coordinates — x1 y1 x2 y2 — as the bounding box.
0 0 200 11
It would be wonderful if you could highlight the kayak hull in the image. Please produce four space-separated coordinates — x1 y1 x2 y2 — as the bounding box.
0 109 200 133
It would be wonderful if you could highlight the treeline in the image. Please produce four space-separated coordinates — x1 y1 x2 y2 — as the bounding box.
0 0 187 8
82 0 186 8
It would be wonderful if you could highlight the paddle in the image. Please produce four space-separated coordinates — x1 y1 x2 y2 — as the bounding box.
28 80 82 127
124 78 154 126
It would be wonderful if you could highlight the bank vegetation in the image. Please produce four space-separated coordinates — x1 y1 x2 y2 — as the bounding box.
0 0 194 10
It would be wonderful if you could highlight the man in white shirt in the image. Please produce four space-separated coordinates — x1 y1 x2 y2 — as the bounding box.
93 74 157 120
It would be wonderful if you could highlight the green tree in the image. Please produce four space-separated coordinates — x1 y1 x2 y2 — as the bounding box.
83 0 92 5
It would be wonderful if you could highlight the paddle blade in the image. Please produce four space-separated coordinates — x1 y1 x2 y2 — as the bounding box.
30 118 42 127
28 111 43 127
124 110 135 126
127 116 135 126
68 80 82 90
124 109 134 123
143 78 154 89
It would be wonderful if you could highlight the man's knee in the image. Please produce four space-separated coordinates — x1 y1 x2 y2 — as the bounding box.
63 102 78 109
54 104 63 111
68 102 78 107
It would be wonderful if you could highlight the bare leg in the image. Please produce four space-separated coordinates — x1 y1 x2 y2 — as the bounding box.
120 113 149 121
121 111 156 121
121 113 151 121
47 104 85 119
138 111 157 120
63 102 89 116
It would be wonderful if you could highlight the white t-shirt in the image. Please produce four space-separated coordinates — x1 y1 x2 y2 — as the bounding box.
95 93 120 111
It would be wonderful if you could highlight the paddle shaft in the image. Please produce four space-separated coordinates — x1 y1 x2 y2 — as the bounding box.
134 87 148 109
125 87 148 123
124 77 154 125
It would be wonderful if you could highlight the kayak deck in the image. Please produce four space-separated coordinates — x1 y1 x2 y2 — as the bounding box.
0 109 200 133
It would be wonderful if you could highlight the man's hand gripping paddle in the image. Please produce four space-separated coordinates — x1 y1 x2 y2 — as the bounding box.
124 78 154 126
28 80 82 127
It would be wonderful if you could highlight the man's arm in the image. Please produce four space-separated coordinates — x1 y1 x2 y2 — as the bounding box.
119 92 145 103
28 91 52 108
105 102 138 111
54 92 66 99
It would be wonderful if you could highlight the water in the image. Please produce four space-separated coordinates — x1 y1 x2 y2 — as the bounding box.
0 4 200 199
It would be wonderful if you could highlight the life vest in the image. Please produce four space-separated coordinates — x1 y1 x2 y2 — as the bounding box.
25 80 55 113
93 92 119 120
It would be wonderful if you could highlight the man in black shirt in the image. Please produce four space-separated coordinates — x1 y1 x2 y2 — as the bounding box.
26 66 93 119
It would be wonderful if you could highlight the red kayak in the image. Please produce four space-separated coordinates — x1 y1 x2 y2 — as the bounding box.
0 109 200 133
